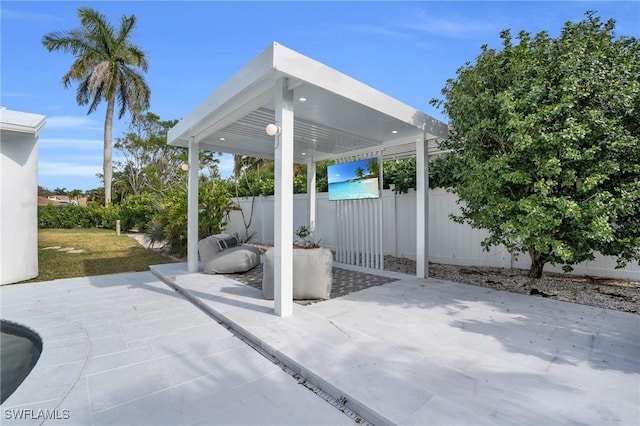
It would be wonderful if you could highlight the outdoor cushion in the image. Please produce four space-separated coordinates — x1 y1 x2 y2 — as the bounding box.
198 235 260 274
214 234 239 250
198 235 222 259
262 247 333 300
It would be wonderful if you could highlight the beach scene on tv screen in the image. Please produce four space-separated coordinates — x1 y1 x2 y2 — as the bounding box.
327 158 380 201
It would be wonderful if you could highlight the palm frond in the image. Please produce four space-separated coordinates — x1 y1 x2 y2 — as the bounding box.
43 7 150 129
76 79 91 106
116 14 137 47
117 67 150 119
87 84 105 115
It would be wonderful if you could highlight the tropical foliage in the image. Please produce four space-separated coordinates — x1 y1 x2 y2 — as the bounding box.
119 192 158 232
384 157 416 194
226 158 326 197
226 156 423 196
115 113 185 196
429 12 640 278
42 7 151 205
146 177 236 257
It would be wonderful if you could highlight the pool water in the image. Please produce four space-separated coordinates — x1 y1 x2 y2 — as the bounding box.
0 320 42 404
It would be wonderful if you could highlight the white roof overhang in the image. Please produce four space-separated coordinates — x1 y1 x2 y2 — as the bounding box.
167 42 448 163
0 107 47 136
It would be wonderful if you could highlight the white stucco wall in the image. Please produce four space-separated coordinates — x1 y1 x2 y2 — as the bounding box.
0 108 45 285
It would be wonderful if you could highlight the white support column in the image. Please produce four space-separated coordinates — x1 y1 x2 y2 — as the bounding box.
259 195 266 243
187 137 199 273
307 156 317 232
273 78 294 317
416 132 429 278
388 187 398 257
378 153 384 269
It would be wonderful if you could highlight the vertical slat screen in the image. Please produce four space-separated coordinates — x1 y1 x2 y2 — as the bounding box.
334 151 383 269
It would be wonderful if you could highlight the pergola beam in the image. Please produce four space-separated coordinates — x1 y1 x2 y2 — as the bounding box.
192 86 274 144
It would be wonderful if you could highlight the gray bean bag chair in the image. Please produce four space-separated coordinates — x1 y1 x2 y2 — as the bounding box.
198 234 260 274
262 247 333 300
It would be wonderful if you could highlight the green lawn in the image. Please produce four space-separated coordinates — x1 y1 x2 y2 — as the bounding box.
27 228 173 282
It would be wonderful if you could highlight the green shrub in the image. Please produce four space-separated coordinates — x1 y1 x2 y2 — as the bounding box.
84 202 103 226
152 187 188 257
38 202 121 229
149 178 234 257
384 158 416 194
198 183 236 239
98 204 121 230
38 205 63 228
119 192 158 232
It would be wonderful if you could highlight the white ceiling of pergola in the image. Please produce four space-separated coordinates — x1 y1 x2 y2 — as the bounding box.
167 42 449 163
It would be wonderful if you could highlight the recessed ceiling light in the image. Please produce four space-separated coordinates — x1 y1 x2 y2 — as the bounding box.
299 97 307 102
391 130 398 134
301 152 306 156
220 137 226 141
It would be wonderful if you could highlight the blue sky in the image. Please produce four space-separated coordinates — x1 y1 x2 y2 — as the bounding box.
328 159 374 184
2 1 638 192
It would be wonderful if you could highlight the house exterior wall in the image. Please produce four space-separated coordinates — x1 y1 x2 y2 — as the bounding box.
225 189 639 280
0 129 39 284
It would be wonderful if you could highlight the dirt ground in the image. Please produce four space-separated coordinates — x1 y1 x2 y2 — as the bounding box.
385 255 640 315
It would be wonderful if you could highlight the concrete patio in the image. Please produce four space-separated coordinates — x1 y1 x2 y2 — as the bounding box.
0 272 354 425
150 262 640 425
1 264 638 425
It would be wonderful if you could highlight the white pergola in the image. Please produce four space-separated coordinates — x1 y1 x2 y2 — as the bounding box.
167 42 448 317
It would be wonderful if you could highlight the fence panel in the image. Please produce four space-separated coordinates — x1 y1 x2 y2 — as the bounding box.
225 191 639 280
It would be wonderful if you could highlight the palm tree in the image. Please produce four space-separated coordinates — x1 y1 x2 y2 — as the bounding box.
233 155 266 180
367 158 379 177
43 7 150 205
355 167 365 179
68 189 84 205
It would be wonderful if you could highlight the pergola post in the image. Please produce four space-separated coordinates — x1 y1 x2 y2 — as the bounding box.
187 137 199 273
307 156 317 232
416 132 429 278
273 78 294 317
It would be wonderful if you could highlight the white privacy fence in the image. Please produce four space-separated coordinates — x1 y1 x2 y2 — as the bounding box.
224 189 640 280
332 151 385 270
335 198 384 269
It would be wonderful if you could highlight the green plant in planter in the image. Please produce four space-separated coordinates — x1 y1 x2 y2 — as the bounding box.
295 225 311 245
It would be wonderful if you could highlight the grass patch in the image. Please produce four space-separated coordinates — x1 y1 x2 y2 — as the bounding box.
27 228 172 282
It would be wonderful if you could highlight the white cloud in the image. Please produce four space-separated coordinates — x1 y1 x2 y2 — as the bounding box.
337 24 408 39
402 8 496 39
39 161 101 177
39 137 103 150
46 116 102 131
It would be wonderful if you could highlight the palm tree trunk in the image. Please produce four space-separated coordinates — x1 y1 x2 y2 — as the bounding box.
104 96 115 205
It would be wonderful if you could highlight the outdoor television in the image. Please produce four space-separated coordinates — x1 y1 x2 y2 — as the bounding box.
327 158 380 201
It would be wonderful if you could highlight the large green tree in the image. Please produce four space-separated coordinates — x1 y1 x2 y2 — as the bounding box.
114 112 220 196
430 12 640 278
43 7 151 205
114 112 182 196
